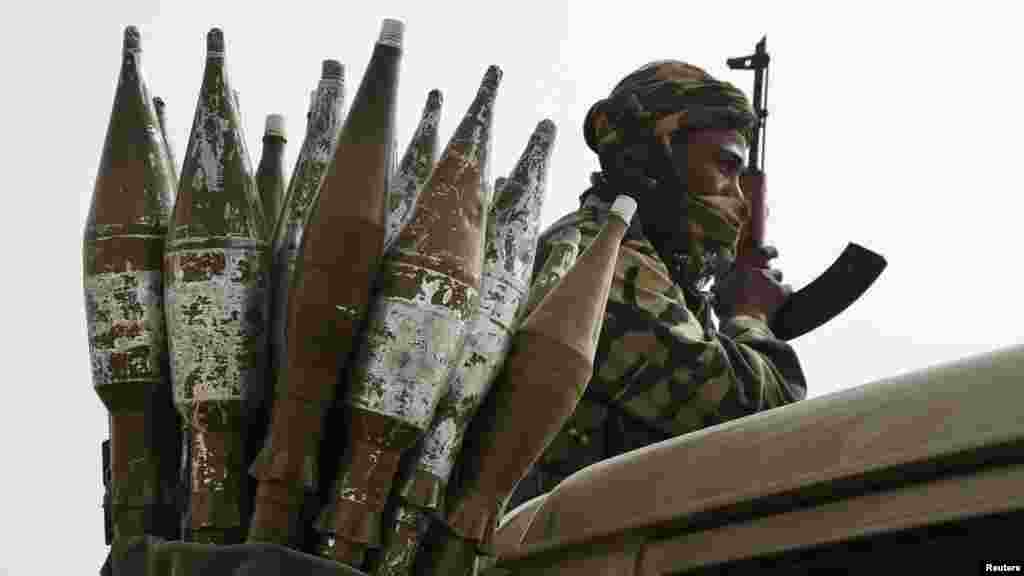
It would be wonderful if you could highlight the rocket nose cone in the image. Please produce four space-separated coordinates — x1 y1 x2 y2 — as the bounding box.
123 26 141 51
321 59 344 81
427 89 443 108
207 28 225 54
483 65 503 89
535 119 557 137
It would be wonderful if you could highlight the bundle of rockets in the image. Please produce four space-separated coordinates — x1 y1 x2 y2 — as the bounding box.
85 18 638 575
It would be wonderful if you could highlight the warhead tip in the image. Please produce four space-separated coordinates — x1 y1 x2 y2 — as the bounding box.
379 19 404 48
483 65 503 89
207 28 225 55
123 26 141 51
321 59 344 81
265 114 286 138
535 119 557 137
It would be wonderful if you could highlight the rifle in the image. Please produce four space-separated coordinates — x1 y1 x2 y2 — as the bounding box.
727 37 887 341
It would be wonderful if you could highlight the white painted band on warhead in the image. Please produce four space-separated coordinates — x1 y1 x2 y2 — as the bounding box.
610 195 638 225
265 114 286 138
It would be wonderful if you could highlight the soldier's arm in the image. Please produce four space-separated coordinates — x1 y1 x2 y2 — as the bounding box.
704 259 808 420
523 211 806 430
593 244 806 432
518 217 584 318
710 314 807 421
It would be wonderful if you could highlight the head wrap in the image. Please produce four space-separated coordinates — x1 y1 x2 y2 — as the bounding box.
584 60 756 156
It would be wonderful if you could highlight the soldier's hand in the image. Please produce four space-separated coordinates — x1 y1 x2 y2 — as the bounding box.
713 258 791 324
598 139 661 200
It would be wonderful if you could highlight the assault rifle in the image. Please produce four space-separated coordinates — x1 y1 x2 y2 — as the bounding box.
727 37 887 341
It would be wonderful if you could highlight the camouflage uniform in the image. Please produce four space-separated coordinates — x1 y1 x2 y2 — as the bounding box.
507 60 807 509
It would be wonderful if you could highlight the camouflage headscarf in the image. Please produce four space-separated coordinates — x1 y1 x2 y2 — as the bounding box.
584 60 756 155
583 60 757 287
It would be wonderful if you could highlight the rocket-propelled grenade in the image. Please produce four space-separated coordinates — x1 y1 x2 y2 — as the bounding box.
249 59 346 548
372 175 501 575
262 60 346 434
444 195 637 553
417 225 584 576
164 27 269 545
153 96 178 185
407 121 554 507
85 25 179 549
250 20 402 549
257 114 288 239
382 89 443 254
379 120 556 576
248 111 288 543
317 64 501 567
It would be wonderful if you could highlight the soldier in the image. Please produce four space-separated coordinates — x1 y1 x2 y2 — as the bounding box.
506 60 807 510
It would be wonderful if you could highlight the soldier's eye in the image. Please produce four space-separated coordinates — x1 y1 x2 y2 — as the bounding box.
718 151 742 176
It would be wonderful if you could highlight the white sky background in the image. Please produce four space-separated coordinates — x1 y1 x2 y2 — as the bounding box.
1 0 1022 573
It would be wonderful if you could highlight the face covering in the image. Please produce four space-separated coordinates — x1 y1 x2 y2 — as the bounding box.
639 189 738 291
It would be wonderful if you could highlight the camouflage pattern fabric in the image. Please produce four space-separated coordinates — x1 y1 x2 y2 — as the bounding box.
584 60 756 157
508 196 806 509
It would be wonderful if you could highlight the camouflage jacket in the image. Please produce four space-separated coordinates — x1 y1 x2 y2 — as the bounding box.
508 196 807 509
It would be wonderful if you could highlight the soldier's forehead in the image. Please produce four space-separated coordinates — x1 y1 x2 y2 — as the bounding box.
688 129 748 151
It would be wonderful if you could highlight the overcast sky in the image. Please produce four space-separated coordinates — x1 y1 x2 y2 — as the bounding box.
2 0 1022 573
